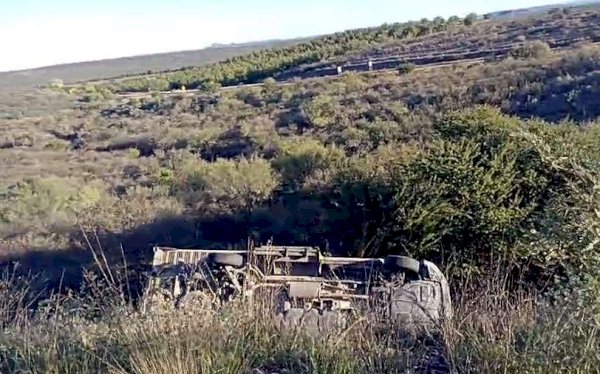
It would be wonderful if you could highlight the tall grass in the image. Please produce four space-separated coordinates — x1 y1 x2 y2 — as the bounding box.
0 267 599 374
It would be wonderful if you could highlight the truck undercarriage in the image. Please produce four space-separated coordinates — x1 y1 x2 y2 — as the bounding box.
145 245 452 330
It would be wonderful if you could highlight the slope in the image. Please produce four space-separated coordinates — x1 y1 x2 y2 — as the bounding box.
0 38 308 90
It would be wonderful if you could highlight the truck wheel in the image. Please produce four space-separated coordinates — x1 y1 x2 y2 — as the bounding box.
209 253 244 267
385 255 420 274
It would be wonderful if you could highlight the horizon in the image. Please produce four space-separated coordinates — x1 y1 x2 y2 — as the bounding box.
1 0 570 72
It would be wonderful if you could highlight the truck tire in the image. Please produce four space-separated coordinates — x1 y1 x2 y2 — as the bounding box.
209 253 244 267
385 255 420 274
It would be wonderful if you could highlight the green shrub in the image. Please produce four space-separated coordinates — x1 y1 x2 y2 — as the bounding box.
397 63 416 74
176 157 280 217
262 77 277 90
389 107 599 282
273 138 346 191
316 107 600 284
464 12 478 26
128 148 141 159
302 95 339 129
0 178 107 245
200 80 221 93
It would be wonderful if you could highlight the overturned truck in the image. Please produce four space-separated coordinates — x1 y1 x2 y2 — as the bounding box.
146 245 452 329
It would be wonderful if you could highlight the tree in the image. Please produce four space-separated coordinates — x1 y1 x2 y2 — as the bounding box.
402 25 420 38
432 16 446 31
201 80 221 93
464 13 478 26
263 77 277 91
447 15 461 24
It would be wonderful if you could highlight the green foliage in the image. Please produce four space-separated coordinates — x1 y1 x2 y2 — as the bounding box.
150 91 163 101
147 77 170 92
390 137 539 261
292 106 600 284
273 138 346 191
397 63 416 74
176 157 280 216
464 13 478 26
200 80 221 93
128 148 141 159
0 178 107 242
447 15 461 24
302 95 339 129
0 178 104 222
79 84 114 102
262 77 277 91
387 107 600 282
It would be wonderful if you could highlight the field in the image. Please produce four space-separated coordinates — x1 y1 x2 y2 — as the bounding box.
3 5 600 373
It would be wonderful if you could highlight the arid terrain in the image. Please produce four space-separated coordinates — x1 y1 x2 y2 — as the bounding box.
2 4 600 373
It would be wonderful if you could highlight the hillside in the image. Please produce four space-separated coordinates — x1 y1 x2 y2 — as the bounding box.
484 0 600 19
3 6 600 373
82 5 599 94
4 13 600 263
0 38 307 90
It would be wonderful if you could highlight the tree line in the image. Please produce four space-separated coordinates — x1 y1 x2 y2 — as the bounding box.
100 15 476 93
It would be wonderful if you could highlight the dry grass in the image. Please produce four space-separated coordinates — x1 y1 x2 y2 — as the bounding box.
0 267 599 374
0 89 73 120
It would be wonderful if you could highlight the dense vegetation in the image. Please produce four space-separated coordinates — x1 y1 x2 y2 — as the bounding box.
3 8 600 373
4 45 600 281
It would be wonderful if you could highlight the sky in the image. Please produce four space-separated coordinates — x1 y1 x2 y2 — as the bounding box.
0 0 569 72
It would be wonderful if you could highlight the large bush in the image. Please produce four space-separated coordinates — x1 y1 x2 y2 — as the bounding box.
174 156 280 218
273 138 346 191
0 178 107 246
314 107 600 284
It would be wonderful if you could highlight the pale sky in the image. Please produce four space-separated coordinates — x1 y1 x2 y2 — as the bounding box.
0 0 568 72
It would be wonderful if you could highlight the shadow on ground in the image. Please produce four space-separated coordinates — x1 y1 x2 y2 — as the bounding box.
0 192 362 294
